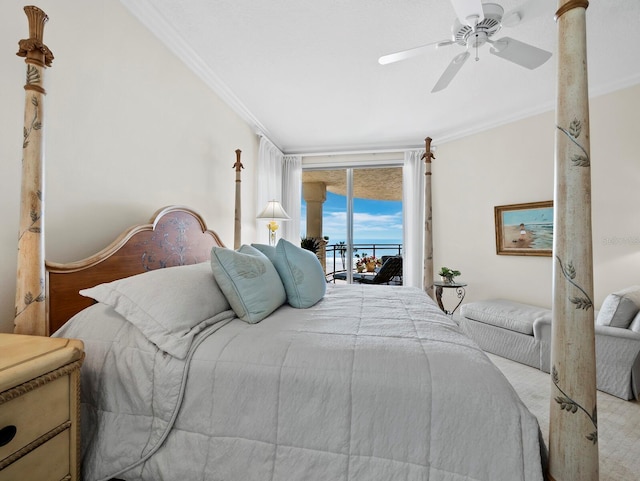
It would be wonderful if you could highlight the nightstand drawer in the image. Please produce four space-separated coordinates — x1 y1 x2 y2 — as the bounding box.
0 374 69 461
0 429 69 481
0 334 83 480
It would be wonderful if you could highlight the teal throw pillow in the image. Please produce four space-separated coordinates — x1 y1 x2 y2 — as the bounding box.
254 239 326 308
251 243 276 259
210 245 286 323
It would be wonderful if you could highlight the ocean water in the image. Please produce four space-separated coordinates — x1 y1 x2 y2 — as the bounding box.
326 238 403 249
529 223 553 250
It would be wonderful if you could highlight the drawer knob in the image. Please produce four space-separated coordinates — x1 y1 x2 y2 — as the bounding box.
0 425 17 447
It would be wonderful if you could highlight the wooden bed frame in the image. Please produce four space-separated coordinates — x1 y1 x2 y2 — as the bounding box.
12 3 599 480
45 206 225 335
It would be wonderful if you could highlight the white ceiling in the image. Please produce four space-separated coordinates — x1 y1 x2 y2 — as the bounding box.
121 0 640 154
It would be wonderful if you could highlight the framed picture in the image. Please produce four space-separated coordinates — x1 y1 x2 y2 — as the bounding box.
494 201 554 256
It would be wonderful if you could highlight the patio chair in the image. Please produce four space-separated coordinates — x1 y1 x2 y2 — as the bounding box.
356 256 403 285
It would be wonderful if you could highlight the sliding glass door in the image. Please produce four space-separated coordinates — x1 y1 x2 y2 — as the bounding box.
301 165 403 283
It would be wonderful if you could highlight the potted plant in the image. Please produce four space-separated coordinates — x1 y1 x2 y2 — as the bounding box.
300 237 320 253
356 254 380 272
438 267 461 284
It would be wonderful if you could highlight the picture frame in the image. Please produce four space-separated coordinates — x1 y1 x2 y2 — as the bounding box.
494 201 554 256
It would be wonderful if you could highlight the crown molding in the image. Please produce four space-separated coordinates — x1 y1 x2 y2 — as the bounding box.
119 0 275 145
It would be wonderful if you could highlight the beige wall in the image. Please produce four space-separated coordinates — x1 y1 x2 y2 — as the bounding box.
0 0 258 333
434 84 640 309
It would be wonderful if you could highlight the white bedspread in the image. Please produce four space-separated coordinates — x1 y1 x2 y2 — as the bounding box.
56 285 544 481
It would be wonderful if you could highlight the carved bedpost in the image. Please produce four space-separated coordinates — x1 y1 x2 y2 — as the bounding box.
14 6 54 336
422 137 435 299
233 149 244 250
549 2 598 480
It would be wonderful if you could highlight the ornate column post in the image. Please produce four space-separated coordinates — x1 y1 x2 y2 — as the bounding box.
302 182 326 239
302 181 327 271
233 149 243 249
14 6 54 335
549 2 598 480
422 137 435 299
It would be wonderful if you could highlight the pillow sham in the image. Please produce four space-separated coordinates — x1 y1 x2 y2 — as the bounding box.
80 262 232 359
596 286 640 328
253 239 326 309
210 245 286 323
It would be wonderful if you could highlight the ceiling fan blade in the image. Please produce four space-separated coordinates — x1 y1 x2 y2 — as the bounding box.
378 39 453 65
450 0 484 26
489 37 552 69
431 51 470 93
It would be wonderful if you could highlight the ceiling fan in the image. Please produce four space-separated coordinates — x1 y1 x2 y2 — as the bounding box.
379 0 552 93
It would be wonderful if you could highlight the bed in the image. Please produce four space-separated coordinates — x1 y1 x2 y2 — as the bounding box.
12 2 597 480
44 207 543 481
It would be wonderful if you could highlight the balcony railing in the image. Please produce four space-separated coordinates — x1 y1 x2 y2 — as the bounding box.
324 243 403 278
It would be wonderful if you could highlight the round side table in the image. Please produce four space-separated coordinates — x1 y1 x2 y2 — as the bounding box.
434 281 467 315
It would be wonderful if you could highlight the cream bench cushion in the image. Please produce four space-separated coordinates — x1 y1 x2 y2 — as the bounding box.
459 299 551 336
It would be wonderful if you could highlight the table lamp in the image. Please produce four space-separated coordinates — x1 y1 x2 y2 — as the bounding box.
257 200 290 245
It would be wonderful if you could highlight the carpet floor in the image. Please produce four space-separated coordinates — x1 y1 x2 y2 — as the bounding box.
488 353 640 481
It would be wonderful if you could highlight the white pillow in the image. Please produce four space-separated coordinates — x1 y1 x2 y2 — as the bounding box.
596 286 640 328
210 245 286 323
253 239 326 308
80 262 232 359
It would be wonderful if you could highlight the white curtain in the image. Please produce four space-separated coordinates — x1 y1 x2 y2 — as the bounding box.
402 149 426 288
281 155 302 243
256 136 284 244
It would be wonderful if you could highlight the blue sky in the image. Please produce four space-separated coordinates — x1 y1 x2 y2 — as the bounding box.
302 191 403 243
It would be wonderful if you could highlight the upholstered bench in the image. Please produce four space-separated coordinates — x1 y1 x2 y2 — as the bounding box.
459 299 551 370
459 287 640 400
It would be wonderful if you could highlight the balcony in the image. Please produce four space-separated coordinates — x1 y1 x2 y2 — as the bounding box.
324 242 402 283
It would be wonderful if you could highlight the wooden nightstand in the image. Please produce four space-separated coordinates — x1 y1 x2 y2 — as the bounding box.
0 334 84 481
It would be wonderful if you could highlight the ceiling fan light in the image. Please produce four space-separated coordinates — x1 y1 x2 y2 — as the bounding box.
467 31 488 48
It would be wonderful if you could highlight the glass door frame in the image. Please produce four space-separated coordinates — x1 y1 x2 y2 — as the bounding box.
302 156 404 284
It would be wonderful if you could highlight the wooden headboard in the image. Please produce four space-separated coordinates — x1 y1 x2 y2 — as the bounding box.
45 206 224 335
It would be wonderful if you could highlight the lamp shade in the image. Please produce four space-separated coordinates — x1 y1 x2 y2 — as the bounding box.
257 200 290 220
